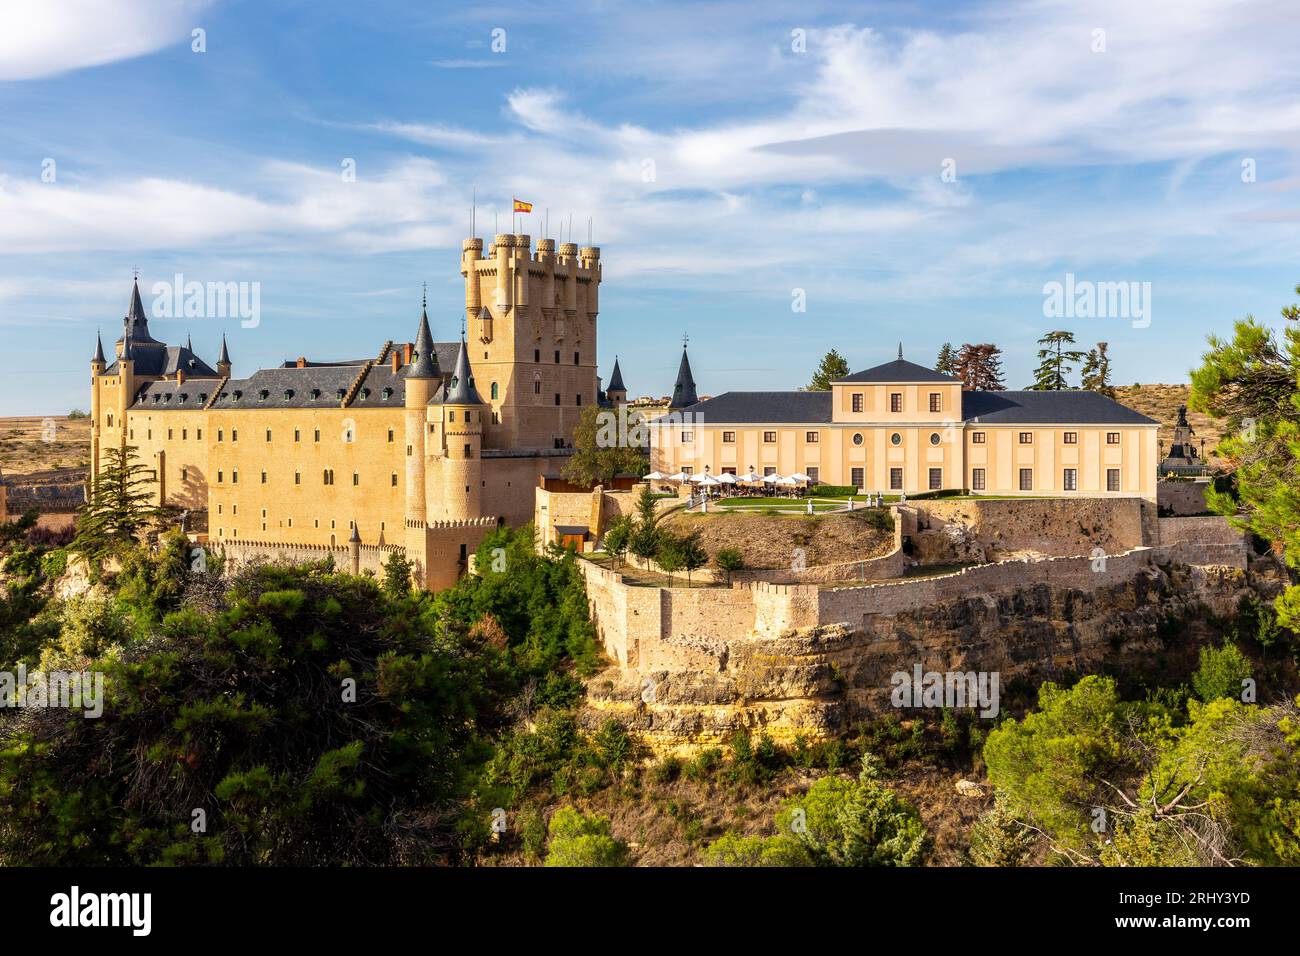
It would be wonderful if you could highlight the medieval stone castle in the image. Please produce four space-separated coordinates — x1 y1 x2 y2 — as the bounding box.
90 235 627 589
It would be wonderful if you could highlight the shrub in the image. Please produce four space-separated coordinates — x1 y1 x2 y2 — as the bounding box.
1192 641 1253 702
543 807 628 867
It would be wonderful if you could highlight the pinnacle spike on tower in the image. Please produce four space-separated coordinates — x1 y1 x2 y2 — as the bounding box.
405 294 440 379
218 333 231 367
671 341 698 408
93 329 105 364
898 342 903 360
444 334 484 405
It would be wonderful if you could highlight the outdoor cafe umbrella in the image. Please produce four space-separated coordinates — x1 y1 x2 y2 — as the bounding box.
666 471 690 482
761 473 783 483
716 473 738 484
788 472 812 484
642 471 666 480
738 470 762 482
696 475 723 487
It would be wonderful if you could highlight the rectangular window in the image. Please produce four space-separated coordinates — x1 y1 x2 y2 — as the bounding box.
387 429 394 443
217 429 223 442
232 429 237 442
972 431 985 444
1019 468 1033 491
681 431 693 442
554 350 560 364
972 468 985 491
805 431 819 443
260 471 267 484
554 393 561 406
353 473 359 486
167 428 173 440
851 393 863 413
890 393 902 413
463 444 471 457
574 352 580 365
265 429 271 442
722 467 736 475
807 466 819 483
391 472 398 487
294 472 301 485
1107 468 1121 492
929 468 942 490
890 467 903 490
196 428 202 440
181 467 188 481
232 470 238 484
1019 432 1032 444
1064 431 1077 444
929 393 941 413
1107 432 1121 445
576 394 582 406
850 467 864 489
314 429 320 442
534 349 540 362
294 429 301 442
722 431 736 443
182 429 187 440
763 431 776 443
1063 468 1077 491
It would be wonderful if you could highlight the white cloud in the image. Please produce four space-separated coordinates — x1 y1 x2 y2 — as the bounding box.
0 0 213 81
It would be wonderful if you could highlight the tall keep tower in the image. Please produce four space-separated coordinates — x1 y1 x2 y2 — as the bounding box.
429 336 486 521
460 232 601 451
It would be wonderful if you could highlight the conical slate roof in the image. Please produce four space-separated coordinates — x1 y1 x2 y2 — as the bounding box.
443 336 484 405
93 330 105 364
218 333 231 367
117 278 161 345
671 346 698 408
607 356 625 392
405 304 440 379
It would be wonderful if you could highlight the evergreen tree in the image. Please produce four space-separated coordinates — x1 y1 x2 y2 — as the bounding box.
381 549 414 598
678 531 708 586
1029 330 1085 390
935 342 957 376
807 349 850 391
627 484 662 566
562 404 648 488
1079 341 1115 397
72 444 168 559
601 515 632 568
953 343 1006 390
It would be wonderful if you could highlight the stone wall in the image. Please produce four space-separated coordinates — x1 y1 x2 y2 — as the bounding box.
1158 478 1212 516
218 538 405 577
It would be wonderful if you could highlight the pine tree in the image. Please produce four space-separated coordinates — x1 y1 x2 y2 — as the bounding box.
935 342 957 376
1079 341 1115 397
953 343 1006 390
807 349 850 391
72 445 167 558
627 484 662 566
1029 331 1085 390
381 550 414 597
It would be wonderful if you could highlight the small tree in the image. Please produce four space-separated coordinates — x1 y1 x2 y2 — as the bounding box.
656 533 685 584
715 547 745 584
73 444 167 559
807 349 850 391
1192 641 1253 702
1079 341 1115 397
1029 331 1085 390
627 485 662 568
953 343 1005 390
679 532 708 586
381 550 414 598
601 516 632 569
935 342 957 376
562 404 648 489
544 807 628 867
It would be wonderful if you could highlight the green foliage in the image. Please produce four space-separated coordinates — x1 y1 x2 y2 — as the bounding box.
543 807 628 867
381 550 413 598
953 343 1005 390
600 515 632 568
702 832 813 866
808 349 850 391
1028 330 1085 390
1079 341 1115 397
627 484 662 565
714 546 744 583
967 795 1036 867
562 404 648 489
1192 641 1252 702
934 342 957 376
72 445 171 560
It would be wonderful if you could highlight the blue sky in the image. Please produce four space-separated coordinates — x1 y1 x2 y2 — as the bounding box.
2 0 1300 414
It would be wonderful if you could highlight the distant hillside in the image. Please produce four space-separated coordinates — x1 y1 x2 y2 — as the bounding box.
1111 384 1226 466
0 415 92 475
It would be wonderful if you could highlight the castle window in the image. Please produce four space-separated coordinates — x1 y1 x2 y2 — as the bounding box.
197 428 202 440
1062 431 1077 444
294 472 301 485
971 432 985 444
147 429 152 440
464 444 471 457
336 389 345 400
890 393 902 413
575 394 581 406
311 389 321 399
352 472 359 486
266 429 272 442
1107 468 1121 491
890 468 903 490
1019 468 1033 491
323 469 334 485
929 393 941 413
554 350 560 364
232 504 237 516
168 428 173 440
199 393 207 403
763 431 776 443
382 387 392 400
491 382 498 400
554 393 561 406
259 389 269 401
851 393 863 413
851 467 864 489
107 414 113 427
260 471 267 484
232 470 238 484
180 393 188 403
534 379 541 395
314 429 320 442
972 468 985 490
218 504 222 515
1063 468 1077 491
181 467 188 481
233 391 242 401
534 349 540 362
929 468 942 490
217 471 223 483
1107 432 1121 445
294 429 300 442
806 431 819 443
681 431 693 442
574 352 579 365
182 428 187 439
387 428 394 443
282 389 293 401
1019 432 1032 444
232 429 238 441
153 394 160 403
492 412 499 424
391 472 398 487
288 517 293 527
722 431 735 443
449 411 455 422
361 388 371 399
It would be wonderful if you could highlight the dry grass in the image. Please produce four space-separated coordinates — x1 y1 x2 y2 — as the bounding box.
0 415 92 475
662 509 894 569
1112 384 1226 463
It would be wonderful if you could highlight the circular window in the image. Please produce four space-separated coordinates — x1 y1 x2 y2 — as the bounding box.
891 433 902 446
930 433 941 445
852 433 864 446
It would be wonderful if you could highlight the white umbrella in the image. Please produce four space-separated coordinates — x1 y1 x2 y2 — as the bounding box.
738 471 762 482
667 471 690 482
688 472 711 483
761 473 782 484
642 471 666 480
717 473 738 484
697 474 722 486
775 476 798 486
788 472 812 483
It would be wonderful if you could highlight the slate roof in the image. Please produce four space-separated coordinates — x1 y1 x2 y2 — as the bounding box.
109 344 219 378
207 366 367 410
671 347 698 407
662 391 833 423
834 358 961 384
961 390 1158 425
607 357 625 392
130 379 219 409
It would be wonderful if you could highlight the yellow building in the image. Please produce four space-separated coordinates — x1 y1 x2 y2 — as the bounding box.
90 234 616 589
650 346 1158 500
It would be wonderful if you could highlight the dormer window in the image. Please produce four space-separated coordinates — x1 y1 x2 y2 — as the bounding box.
233 390 243 400
153 394 160 403
283 389 294 401
361 388 371 398
162 393 171 402
310 388 321 399
179 393 189 403
258 389 269 401
382 387 393 400
336 389 345 400
199 393 208 403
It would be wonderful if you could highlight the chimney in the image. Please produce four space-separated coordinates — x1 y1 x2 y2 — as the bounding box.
296 356 307 368
391 349 402 373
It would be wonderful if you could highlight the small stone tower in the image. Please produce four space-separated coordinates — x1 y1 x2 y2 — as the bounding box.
217 334 232 378
606 356 627 407
432 335 486 521
670 341 698 409
403 295 440 575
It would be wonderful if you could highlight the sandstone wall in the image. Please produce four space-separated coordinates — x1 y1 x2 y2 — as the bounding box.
912 496 1147 561
1158 478 1212 516
218 538 405 577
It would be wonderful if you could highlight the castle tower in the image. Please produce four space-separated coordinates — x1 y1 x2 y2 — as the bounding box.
605 356 627 407
217 334 232 378
90 330 106 478
403 296 440 575
430 335 485 522
459 230 601 450
670 341 698 409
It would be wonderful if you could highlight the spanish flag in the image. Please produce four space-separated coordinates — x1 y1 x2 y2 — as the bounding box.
513 197 533 214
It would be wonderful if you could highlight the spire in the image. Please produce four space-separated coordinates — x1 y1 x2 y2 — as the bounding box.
607 355 625 392
898 342 903 360
187 332 193 351
349 523 360 543
121 332 133 362
444 335 484 404
92 329 105 364
218 333 231 367
671 343 698 408
405 296 440 379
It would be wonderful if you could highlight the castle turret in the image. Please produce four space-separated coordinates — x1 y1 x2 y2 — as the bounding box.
90 330 105 477
432 335 486 522
670 342 698 409
404 296 439 526
606 355 627 407
217 334 232 378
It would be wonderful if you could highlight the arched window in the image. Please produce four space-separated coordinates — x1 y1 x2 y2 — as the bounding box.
491 382 499 400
